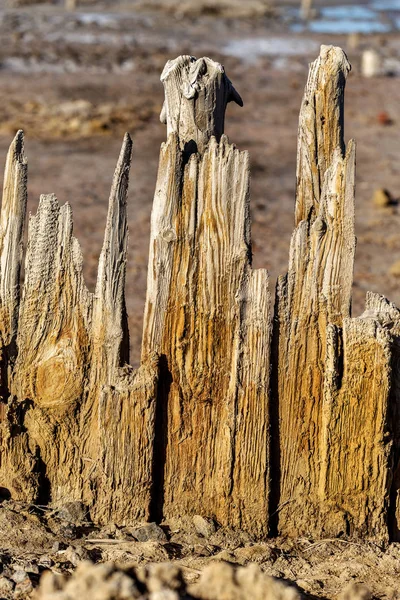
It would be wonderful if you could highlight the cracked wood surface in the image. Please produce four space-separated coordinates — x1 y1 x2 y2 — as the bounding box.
0 132 157 522
143 56 271 535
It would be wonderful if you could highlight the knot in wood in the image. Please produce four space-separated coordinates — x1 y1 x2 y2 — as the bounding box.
31 338 82 408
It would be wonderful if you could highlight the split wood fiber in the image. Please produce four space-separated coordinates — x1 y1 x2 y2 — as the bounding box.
0 46 396 542
142 56 271 536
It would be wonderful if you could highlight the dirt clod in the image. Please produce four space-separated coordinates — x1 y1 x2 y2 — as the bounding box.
192 517 217 539
372 188 392 208
129 523 167 543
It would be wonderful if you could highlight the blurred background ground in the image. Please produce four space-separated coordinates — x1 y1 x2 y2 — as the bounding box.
0 0 398 366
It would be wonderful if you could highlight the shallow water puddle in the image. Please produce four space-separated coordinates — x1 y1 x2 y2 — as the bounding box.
320 5 376 19
371 0 400 10
308 19 391 34
223 37 320 62
289 2 400 35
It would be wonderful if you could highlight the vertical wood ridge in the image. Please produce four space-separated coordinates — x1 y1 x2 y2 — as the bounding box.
93 132 132 377
0 49 397 544
296 45 350 225
0 132 39 503
0 130 27 397
0 134 158 524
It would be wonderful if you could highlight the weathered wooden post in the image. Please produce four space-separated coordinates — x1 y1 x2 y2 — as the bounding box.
142 56 272 535
65 0 77 10
0 132 158 523
274 45 393 542
300 0 313 20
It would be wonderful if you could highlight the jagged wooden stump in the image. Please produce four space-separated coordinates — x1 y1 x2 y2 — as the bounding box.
0 47 396 542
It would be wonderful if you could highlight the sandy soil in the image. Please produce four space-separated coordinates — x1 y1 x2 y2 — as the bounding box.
0 501 398 599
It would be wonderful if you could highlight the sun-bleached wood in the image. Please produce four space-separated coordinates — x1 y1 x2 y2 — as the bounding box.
0 132 37 502
159 55 242 155
0 133 158 522
275 46 394 541
275 45 358 537
143 133 271 535
143 55 270 535
0 131 27 362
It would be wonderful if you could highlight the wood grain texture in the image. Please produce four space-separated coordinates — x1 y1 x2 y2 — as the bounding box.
0 132 38 503
0 48 398 542
275 46 357 536
96 356 159 524
320 316 392 542
0 134 158 523
143 61 271 535
159 55 242 155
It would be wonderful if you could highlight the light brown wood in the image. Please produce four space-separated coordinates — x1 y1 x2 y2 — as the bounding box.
0 133 158 523
159 55 242 155
0 132 37 502
275 45 357 537
143 56 270 536
320 316 392 542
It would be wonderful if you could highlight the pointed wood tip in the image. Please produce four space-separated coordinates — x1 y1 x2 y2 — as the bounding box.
9 130 27 165
123 131 132 146
120 132 133 161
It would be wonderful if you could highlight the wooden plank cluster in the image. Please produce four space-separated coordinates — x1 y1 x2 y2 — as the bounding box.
0 45 397 541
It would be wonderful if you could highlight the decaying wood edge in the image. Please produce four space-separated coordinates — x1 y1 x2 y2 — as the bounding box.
296 45 350 225
0 131 27 389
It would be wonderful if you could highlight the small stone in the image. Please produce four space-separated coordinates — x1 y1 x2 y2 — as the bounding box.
389 260 400 277
193 515 217 539
38 555 52 569
372 188 391 208
56 501 88 524
0 575 14 594
63 545 90 567
130 523 167 542
24 562 39 575
377 111 393 126
14 576 33 598
11 569 28 584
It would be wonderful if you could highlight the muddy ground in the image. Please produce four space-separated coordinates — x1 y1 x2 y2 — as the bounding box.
0 1 400 598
